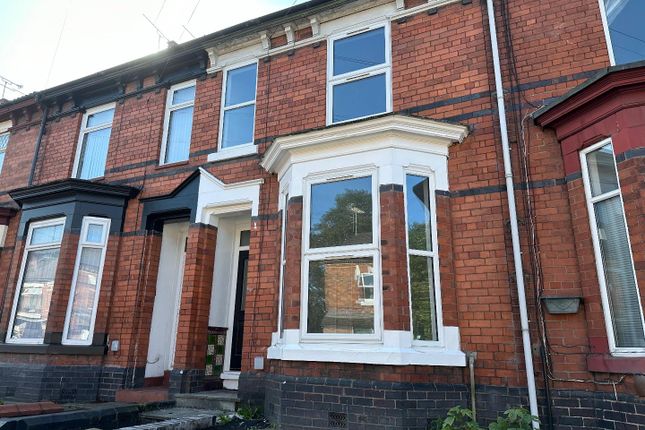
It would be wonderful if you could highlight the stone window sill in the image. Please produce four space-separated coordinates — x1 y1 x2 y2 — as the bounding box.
267 328 466 367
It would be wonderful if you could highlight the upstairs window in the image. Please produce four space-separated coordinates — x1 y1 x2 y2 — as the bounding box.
303 171 380 340
581 140 645 352
74 104 115 179
63 217 110 345
601 0 645 65
161 81 196 165
220 63 257 150
0 132 8 174
328 24 391 124
7 218 65 344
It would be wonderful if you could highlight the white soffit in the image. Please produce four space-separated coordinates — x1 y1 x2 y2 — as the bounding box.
261 114 469 176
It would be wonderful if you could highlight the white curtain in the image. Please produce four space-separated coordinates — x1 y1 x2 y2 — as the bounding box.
79 127 111 179
165 106 194 163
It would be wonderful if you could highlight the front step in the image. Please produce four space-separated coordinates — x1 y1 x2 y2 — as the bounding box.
115 387 170 403
174 390 238 412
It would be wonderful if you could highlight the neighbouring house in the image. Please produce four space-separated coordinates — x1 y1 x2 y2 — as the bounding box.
0 0 644 428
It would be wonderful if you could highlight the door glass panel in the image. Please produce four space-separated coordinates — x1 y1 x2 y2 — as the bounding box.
239 230 251 247
307 257 375 335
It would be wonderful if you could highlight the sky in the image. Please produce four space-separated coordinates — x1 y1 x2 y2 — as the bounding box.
0 0 304 100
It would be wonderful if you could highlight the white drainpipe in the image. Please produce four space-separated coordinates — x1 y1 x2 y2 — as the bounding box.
485 0 540 427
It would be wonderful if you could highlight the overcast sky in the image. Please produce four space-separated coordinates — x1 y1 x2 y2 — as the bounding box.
0 0 303 100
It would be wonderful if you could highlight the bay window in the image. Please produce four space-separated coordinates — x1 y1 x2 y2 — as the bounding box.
6 218 65 344
220 63 257 150
327 24 391 124
303 172 380 340
581 139 645 352
161 80 196 165
63 217 110 345
74 104 115 179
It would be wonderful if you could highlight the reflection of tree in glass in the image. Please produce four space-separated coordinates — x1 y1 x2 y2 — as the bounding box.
310 189 372 248
409 254 436 341
307 261 326 333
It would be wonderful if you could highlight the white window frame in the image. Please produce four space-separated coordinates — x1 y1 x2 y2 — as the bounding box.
326 22 392 126
72 103 116 179
403 168 444 346
300 166 382 342
0 131 8 175
62 217 111 346
160 80 196 166
6 217 66 344
598 0 617 65
217 60 258 156
277 187 290 337
580 138 645 355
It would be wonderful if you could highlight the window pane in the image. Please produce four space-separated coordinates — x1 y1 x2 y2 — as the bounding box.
225 64 257 107
310 176 372 248
0 133 8 151
239 230 251 247
586 143 618 197
66 247 102 342
86 108 114 128
0 152 4 174
10 248 60 341
409 255 438 341
221 104 255 148
594 195 645 348
307 257 374 335
406 175 433 251
604 0 645 64
332 74 387 123
78 127 111 179
172 85 196 105
333 28 386 76
86 224 104 244
165 106 194 163
31 224 64 245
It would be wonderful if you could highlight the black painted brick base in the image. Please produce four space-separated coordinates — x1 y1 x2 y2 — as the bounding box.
168 368 205 395
240 372 645 430
98 366 145 401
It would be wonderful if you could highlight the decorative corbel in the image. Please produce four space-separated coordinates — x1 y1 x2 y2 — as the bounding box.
205 47 218 70
309 16 320 36
395 0 405 9
283 23 295 44
260 31 270 50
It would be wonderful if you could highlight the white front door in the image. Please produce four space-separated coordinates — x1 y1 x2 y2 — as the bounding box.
145 221 188 378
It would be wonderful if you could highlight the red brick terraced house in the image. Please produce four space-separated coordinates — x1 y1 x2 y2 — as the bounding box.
0 0 644 428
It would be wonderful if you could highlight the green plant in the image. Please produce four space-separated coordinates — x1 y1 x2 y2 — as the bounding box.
488 408 538 430
217 413 234 425
237 404 261 420
431 406 481 430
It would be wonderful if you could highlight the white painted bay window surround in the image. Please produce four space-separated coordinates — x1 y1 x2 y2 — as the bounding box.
581 139 645 354
161 80 196 165
262 115 468 366
73 104 115 180
209 62 259 162
599 0 645 65
62 217 110 345
327 23 391 125
6 218 66 344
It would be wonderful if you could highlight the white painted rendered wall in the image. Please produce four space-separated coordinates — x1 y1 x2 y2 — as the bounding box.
145 221 188 378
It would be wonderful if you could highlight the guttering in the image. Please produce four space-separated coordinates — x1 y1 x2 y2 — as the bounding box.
485 0 539 426
27 103 48 187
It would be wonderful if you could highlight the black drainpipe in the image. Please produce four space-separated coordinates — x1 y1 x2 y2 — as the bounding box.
27 103 48 187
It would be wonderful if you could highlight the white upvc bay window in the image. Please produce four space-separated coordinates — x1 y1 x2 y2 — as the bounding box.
73 103 115 180
581 139 645 354
6 218 66 344
302 169 382 341
161 80 196 165
327 23 391 125
62 217 110 345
